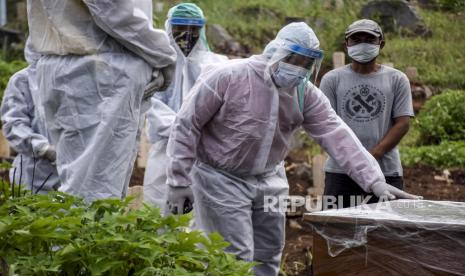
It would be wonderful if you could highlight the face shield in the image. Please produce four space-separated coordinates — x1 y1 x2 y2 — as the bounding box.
170 17 205 56
268 43 324 88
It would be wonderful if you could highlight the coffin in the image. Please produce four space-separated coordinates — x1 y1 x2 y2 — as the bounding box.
303 200 465 275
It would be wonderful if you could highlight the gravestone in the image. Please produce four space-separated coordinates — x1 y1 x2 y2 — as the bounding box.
405 66 418 83
137 128 150 169
0 132 10 158
15 2 26 22
308 154 326 199
332 52 345 68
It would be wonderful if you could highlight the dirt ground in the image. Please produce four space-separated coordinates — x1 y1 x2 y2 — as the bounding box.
281 152 314 276
129 164 145 187
404 166 465 201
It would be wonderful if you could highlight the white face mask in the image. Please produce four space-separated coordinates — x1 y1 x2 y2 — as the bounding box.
347 43 380 63
271 61 308 88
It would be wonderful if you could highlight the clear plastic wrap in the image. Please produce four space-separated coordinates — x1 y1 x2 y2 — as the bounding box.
304 200 465 275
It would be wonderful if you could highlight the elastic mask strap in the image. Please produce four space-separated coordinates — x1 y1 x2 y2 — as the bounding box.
297 79 306 113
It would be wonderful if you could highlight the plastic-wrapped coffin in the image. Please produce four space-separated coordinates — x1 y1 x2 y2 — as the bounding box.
304 200 465 275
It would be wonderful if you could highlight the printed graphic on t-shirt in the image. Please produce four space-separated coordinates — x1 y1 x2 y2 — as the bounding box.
342 84 386 123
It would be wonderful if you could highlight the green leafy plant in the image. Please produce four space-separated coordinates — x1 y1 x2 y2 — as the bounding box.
0 58 27 101
152 0 465 88
414 90 465 145
401 141 465 169
0 189 254 275
400 90 465 169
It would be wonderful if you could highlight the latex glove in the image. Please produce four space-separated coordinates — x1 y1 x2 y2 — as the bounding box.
159 64 175 91
143 69 165 100
38 144 56 162
371 182 423 201
166 186 194 214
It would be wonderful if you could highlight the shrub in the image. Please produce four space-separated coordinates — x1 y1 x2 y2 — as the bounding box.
0 185 254 275
0 59 27 101
401 141 465 169
414 90 465 145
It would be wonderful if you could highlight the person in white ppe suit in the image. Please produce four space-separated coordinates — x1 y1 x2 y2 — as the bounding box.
164 22 422 275
26 0 177 201
1 40 60 194
143 3 227 210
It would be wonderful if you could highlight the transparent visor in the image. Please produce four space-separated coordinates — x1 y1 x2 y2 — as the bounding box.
269 43 324 85
170 17 206 56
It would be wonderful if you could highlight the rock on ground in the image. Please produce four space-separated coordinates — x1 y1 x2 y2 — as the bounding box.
361 0 431 37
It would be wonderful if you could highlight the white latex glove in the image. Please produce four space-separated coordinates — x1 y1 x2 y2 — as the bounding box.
143 69 165 100
371 182 423 200
37 144 56 162
166 186 194 214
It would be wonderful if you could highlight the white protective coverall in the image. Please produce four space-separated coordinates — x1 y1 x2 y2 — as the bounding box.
27 0 177 201
143 4 227 209
1 41 60 194
166 23 391 276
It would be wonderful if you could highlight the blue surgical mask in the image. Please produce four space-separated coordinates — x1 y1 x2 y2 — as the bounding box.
271 61 308 88
347 43 380 63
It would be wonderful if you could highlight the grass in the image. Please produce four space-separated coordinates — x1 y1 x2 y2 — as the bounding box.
381 10 465 89
2 0 463 89
155 0 465 89
153 0 465 170
154 0 366 66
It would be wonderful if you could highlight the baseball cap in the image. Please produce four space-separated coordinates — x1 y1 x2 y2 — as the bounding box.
345 19 383 39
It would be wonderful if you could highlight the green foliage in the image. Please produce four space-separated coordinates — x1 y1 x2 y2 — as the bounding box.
415 90 465 144
2 0 464 102
0 58 27 100
0 161 12 170
155 0 367 67
294 130 324 157
0 188 254 275
401 141 465 169
382 10 465 89
400 90 465 169
156 0 464 88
